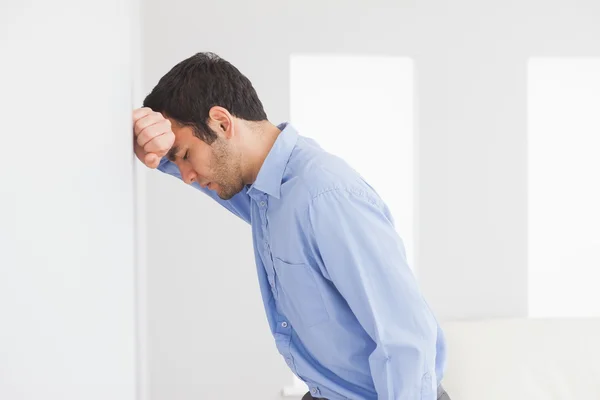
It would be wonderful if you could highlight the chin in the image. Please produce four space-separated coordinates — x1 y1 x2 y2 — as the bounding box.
213 186 230 200
216 184 244 200
218 193 237 201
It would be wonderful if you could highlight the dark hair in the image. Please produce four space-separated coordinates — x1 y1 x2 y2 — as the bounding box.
143 52 267 144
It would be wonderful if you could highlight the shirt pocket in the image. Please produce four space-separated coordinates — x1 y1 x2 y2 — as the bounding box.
273 257 329 327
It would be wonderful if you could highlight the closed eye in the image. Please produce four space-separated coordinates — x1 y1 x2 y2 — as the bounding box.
183 150 189 161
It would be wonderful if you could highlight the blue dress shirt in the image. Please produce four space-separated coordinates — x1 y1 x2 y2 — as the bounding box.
158 123 446 399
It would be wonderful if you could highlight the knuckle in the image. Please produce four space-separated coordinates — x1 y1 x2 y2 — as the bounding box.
143 140 156 152
155 135 169 149
145 136 163 152
163 138 173 151
135 107 150 118
141 132 156 146
137 127 150 141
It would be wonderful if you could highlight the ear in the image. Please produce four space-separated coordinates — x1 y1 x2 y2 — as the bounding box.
208 106 234 140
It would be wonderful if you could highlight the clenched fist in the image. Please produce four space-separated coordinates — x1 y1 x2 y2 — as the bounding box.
132 107 175 168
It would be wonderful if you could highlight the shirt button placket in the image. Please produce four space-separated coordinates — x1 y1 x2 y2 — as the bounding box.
260 196 275 292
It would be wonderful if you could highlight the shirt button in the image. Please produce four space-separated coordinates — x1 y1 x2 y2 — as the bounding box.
281 321 288 328
260 201 266 207
311 388 318 395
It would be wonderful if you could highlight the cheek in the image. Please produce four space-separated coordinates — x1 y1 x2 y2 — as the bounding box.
190 151 219 178
188 157 209 178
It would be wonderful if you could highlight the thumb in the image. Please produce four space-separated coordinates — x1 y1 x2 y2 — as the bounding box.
145 153 159 168
134 142 159 168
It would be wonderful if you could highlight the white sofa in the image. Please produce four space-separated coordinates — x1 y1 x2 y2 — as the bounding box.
441 318 600 400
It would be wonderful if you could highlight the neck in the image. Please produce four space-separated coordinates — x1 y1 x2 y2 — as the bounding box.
241 121 282 185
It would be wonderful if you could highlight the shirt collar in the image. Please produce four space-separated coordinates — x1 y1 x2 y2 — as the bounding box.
247 122 298 199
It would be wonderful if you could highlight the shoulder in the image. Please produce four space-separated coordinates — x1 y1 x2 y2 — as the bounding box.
281 135 383 210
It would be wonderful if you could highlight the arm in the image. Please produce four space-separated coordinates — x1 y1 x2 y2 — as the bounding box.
307 189 438 400
131 107 250 223
157 157 251 224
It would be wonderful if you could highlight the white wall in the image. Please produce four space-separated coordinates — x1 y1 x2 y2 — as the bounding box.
527 58 600 318
0 2 138 399
140 0 600 399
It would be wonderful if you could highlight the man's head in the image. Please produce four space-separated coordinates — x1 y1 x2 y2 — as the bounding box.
143 52 269 199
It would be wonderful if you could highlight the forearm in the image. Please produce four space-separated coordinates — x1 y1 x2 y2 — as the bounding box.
157 157 251 223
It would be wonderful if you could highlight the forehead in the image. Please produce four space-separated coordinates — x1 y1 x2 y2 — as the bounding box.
166 120 210 159
168 120 201 148
168 119 195 138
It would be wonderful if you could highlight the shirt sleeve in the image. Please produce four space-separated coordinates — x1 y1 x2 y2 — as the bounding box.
307 188 439 400
157 157 251 224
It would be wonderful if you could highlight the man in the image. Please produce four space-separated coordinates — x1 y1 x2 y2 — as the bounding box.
133 52 449 400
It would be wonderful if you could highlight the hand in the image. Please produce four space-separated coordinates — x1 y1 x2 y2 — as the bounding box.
132 107 175 168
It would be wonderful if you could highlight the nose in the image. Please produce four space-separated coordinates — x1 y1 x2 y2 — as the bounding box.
178 164 197 185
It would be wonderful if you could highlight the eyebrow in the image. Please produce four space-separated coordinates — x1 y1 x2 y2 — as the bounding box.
167 145 180 162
